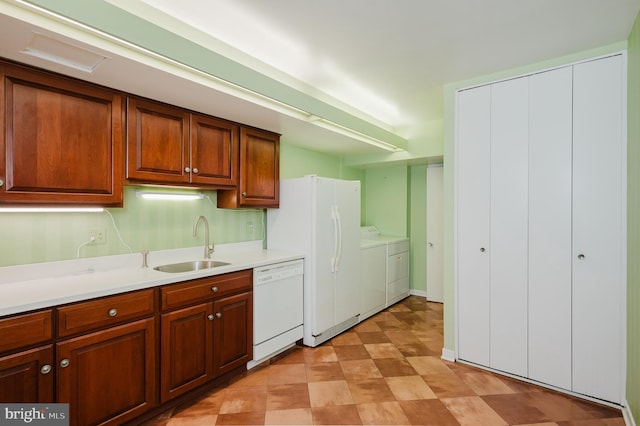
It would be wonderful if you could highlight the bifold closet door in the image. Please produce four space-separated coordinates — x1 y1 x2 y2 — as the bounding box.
572 55 624 404
528 66 573 390
489 78 529 376
456 85 491 366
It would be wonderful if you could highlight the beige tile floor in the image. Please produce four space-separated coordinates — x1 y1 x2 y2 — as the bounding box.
144 296 624 425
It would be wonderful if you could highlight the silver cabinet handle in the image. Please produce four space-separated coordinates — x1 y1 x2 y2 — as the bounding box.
578 254 585 260
185 167 191 173
40 364 52 375
211 286 218 293
428 242 434 247
215 312 222 319
207 314 214 321
241 192 247 197
60 359 70 368
108 308 118 317
480 247 486 253
0 178 3 187
192 167 199 174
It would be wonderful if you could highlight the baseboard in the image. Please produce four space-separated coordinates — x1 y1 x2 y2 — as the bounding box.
623 400 637 426
409 289 427 297
441 348 456 362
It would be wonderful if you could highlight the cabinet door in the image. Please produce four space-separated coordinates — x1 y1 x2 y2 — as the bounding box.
572 55 624 404
217 127 279 208
489 77 528 376
213 292 252 377
190 114 238 186
57 318 156 426
0 62 123 206
528 66 573 390
456 85 491 366
161 303 213 402
0 346 53 403
126 97 190 184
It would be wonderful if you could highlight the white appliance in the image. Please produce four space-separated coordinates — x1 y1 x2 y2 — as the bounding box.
360 226 410 307
267 176 361 347
248 259 304 369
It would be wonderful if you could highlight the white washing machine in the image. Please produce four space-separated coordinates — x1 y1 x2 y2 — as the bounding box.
360 226 410 308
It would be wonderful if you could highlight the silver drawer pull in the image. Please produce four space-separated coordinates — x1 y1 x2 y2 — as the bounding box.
60 359 70 368
108 308 118 317
40 364 52 375
215 312 222 319
207 314 214 321
211 286 218 293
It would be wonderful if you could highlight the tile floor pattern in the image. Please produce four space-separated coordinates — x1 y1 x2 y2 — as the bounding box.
144 296 624 425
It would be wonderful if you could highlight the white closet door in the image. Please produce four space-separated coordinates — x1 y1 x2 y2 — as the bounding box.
489 78 529 376
426 165 444 303
572 55 624 403
456 86 491 366
528 66 573 389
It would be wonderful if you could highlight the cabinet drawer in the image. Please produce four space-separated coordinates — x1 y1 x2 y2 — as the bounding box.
161 270 252 310
0 310 52 354
57 289 155 337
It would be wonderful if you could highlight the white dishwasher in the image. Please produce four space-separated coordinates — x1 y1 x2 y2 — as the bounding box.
248 259 304 369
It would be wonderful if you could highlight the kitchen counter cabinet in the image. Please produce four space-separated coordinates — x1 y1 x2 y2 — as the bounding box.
0 60 124 206
159 270 252 402
0 345 54 403
218 127 280 208
126 97 238 188
57 318 156 426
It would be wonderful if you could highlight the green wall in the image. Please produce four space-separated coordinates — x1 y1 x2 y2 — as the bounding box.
626 10 640 422
364 166 408 236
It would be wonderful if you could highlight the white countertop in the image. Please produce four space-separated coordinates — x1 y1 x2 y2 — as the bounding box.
0 241 303 316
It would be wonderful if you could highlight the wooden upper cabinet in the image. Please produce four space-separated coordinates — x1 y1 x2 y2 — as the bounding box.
0 61 123 206
218 127 280 208
126 97 190 184
126 97 237 187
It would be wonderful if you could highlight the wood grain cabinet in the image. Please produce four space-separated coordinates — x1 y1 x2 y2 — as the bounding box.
218 127 280 208
0 310 54 402
54 289 157 426
0 60 124 206
160 270 252 402
126 97 238 187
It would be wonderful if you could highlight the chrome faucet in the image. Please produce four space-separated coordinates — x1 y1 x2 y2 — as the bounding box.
193 215 214 259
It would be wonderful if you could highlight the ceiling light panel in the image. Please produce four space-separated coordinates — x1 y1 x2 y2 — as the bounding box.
21 32 109 73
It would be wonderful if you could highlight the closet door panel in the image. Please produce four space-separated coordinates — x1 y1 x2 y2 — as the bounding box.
528 67 573 390
456 86 491 366
489 78 529 376
572 55 624 404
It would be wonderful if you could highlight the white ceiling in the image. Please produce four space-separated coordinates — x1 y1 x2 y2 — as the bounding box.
135 0 640 139
1 0 639 159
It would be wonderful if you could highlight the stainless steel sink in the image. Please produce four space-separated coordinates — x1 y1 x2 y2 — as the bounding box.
153 260 230 273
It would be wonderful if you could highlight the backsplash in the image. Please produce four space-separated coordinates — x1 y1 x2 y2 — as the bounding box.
0 186 265 267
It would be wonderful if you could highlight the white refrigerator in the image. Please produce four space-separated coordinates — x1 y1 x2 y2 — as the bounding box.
267 176 361 347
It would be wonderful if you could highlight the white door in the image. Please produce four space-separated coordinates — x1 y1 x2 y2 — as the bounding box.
489 77 529 376
426 165 444 303
572 55 624 404
334 180 362 324
528 66 573 390
456 86 491 366
312 177 337 336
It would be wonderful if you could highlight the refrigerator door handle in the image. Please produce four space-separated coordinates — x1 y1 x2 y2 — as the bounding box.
331 205 339 272
335 205 343 271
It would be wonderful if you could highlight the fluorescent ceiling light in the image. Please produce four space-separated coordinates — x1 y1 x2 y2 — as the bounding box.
136 191 204 201
21 32 108 73
0 207 104 213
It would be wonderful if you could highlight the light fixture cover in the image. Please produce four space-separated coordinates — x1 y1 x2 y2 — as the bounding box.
136 191 204 201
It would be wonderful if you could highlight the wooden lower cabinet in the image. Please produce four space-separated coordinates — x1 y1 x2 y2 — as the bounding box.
161 291 253 402
57 318 156 426
160 303 213 402
213 292 253 376
0 345 54 402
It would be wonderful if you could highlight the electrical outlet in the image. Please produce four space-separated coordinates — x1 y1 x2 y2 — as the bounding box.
88 228 106 244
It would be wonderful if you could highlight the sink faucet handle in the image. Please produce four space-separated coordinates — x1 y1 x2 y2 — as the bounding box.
141 250 149 268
